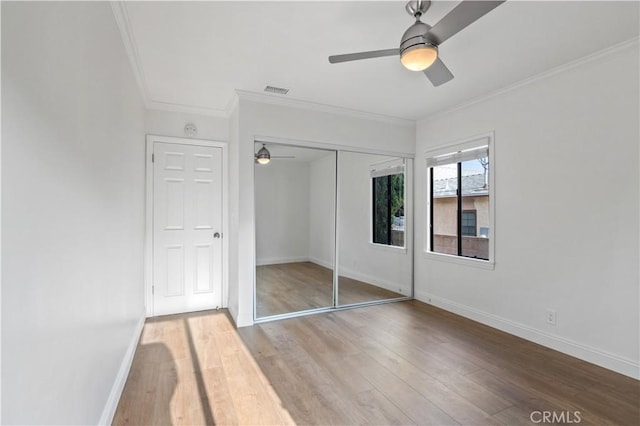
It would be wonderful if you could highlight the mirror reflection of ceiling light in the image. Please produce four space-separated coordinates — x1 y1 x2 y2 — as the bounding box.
255 144 271 165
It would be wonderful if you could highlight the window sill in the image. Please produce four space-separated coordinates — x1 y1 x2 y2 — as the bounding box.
422 251 495 270
369 242 407 254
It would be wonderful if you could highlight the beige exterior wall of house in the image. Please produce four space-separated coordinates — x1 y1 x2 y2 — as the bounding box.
432 195 489 259
433 195 489 235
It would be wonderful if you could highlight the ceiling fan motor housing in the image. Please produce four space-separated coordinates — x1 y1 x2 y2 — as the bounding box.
399 20 438 56
405 0 431 18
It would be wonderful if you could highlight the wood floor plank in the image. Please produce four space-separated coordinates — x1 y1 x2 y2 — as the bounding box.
213 330 294 426
441 372 514 416
330 307 515 417
253 322 402 425
342 352 460 425
464 368 604 426
255 354 338 425
361 335 501 425
355 309 484 378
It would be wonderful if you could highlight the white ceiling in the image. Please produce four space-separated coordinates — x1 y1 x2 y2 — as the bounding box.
121 1 639 121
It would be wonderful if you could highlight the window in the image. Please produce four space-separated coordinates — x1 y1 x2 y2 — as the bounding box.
371 159 405 248
461 210 477 236
426 136 493 264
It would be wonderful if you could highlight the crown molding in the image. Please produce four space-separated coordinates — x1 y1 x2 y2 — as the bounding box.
110 1 149 108
225 92 240 116
146 99 229 118
234 90 416 127
111 1 230 119
422 36 640 122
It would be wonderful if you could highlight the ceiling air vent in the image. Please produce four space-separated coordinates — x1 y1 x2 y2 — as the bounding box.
264 85 289 95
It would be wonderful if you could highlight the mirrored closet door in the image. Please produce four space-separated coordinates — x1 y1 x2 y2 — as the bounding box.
336 152 412 306
254 144 336 319
254 142 413 321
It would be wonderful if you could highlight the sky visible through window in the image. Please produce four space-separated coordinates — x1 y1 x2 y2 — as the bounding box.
433 159 486 179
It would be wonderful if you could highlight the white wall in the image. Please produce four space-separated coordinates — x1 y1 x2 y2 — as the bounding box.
338 152 412 296
2 2 146 423
145 109 229 141
0 3 4 418
308 153 336 269
227 103 241 324
231 96 415 326
255 161 310 265
414 42 639 378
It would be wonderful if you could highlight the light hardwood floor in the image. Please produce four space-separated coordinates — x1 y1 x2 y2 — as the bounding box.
113 310 295 425
114 301 640 425
256 261 403 317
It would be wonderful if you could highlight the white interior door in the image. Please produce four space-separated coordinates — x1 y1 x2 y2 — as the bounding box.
153 141 223 316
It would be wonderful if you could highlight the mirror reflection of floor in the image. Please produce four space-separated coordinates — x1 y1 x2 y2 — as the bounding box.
256 262 404 318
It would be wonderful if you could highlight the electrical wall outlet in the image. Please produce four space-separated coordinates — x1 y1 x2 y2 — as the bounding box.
546 309 557 326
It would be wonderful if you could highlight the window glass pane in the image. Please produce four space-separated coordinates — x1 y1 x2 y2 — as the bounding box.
461 158 489 260
431 164 458 255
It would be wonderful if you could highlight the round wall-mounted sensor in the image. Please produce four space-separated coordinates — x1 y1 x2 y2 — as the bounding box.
184 122 198 137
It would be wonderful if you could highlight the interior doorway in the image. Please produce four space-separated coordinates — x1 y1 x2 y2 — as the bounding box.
146 135 228 316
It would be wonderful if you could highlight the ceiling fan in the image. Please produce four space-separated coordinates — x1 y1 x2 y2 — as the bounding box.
254 144 296 165
328 0 505 86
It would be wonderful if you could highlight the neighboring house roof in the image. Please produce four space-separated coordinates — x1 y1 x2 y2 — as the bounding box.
434 173 488 197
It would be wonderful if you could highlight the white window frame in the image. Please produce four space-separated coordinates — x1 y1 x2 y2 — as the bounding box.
424 132 495 270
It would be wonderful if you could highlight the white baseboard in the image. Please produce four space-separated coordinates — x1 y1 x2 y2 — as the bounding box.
415 291 640 380
228 303 239 325
235 312 254 328
308 256 333 270
339 266 407 296
98 309 146 425
227 304 253 328
256 256 309 266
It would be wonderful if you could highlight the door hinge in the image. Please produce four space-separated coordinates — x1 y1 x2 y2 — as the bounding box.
152 153 155 163
152 285 154 295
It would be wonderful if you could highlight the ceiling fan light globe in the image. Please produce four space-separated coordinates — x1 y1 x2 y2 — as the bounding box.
256 157 270 165
400 44 438 71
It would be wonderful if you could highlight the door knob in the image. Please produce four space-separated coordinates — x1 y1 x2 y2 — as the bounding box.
213 232 221 239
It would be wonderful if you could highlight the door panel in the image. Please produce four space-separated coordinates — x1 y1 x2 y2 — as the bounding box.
165 245 184 297
164 178 185 229
153 142 223 316
195 244 213 293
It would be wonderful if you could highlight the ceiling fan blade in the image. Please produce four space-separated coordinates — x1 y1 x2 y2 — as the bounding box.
424 57 454 87
428 1 505 45
329 48 399 64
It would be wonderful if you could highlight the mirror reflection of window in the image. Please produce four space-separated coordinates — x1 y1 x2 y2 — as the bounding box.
338 152 412 306
371 164 405 247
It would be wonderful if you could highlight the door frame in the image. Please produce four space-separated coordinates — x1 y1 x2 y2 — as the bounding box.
145 135 229 317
